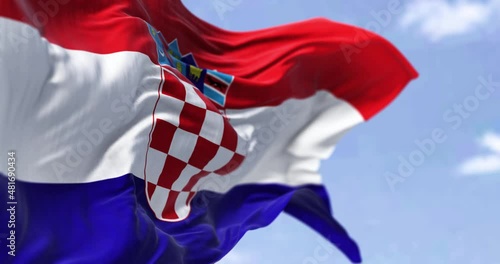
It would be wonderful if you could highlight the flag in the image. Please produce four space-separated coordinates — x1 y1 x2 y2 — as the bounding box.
0 0 418 263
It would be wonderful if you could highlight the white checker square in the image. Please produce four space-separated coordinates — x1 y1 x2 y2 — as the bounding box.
168 129 198 162
154 95 185 127
199 110 224 144
174 191 191 220
145 148 168 185
204 146 234 171
171 164 201 191
183 81 206 109
149 186 170 218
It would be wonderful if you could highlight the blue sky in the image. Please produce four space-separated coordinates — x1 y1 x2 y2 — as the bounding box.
182 0 500 263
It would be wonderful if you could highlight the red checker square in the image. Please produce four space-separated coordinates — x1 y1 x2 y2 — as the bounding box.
178 103 206 135
156 155 188 189
182 170 211 192
188 137 220 170
161 190 180 220
186 191 196 206
147 182 157 200
215 153 245 175
150 119 177 154
220 120 238 152
165 65 192 84
161 69 187 101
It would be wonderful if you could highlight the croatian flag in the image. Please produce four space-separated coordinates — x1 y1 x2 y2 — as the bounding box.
0 0 418 263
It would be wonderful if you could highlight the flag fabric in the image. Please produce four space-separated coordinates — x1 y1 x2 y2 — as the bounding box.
0 1 418 263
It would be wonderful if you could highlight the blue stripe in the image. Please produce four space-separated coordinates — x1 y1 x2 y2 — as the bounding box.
206 70 234 85
0 174 361 263
203 87 225 106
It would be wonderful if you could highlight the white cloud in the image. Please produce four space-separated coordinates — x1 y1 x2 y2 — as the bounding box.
400 0 500 41
480 132 500 153
458 132 500 176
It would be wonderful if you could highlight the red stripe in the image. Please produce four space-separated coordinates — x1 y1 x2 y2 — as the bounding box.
1 0 417 119
145 1 418 119
0 1 158 59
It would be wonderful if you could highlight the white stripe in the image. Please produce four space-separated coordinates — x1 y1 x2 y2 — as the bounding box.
0 18 365 194
195 91 364 192
0 18 162 183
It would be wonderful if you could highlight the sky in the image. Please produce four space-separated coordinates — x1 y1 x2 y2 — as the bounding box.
182 0 500 263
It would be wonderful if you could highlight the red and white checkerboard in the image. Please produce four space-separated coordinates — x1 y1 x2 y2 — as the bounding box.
144 67 246 222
